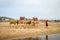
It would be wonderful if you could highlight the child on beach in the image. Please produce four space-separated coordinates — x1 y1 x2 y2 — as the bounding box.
45 20 48 28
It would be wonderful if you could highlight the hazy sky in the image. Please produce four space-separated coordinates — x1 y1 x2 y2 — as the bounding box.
0 0 60 20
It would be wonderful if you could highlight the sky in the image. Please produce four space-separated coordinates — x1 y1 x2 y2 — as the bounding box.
0 0 60 20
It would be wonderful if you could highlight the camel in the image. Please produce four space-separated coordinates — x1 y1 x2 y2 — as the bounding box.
9 20 20 28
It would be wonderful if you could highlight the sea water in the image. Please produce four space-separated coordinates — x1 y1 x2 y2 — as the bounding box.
6 34 60 40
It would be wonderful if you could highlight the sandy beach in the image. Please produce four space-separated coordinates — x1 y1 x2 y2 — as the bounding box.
0 22 60 40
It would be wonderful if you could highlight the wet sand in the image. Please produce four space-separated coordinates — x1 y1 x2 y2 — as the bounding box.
0 22 60 40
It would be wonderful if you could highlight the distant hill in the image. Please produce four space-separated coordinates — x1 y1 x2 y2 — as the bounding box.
0 16 15 22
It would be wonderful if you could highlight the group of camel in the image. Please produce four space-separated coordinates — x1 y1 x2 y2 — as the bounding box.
10 18 39 27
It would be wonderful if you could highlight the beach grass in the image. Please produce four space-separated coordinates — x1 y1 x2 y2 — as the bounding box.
0 22 60 39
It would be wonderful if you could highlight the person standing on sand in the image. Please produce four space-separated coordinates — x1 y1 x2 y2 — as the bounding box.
45 20 48 28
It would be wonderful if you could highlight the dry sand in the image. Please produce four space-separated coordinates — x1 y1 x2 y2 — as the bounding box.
0 22 60 40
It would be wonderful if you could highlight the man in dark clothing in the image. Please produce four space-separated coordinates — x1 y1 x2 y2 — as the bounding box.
45 20 48 28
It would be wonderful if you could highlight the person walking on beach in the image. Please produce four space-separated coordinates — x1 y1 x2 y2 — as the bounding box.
45 20 48 28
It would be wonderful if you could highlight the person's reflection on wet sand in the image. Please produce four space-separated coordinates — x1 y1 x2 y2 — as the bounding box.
46 35 48 40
